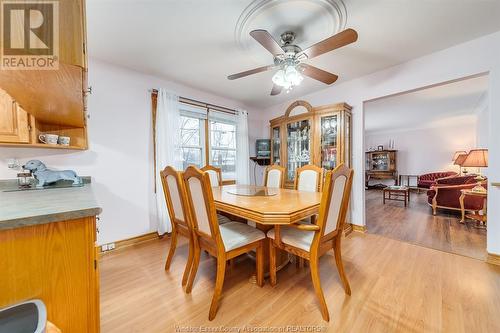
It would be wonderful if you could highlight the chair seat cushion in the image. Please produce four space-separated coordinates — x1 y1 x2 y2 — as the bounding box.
220 222 266 251
217 213 231 225
267 226 315 251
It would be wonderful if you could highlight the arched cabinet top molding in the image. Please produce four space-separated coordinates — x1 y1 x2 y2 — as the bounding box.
284 100 313 118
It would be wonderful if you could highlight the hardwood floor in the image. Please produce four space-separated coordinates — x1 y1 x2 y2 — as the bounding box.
365 189 487 260
100 233 500 332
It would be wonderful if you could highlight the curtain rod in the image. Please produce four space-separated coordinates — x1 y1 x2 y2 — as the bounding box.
150 89 237 115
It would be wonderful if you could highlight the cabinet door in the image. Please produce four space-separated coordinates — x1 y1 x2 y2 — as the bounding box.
271 126 281 165
0 90 29 143
286 118 312 182
60 0 87 68
318 113 340 171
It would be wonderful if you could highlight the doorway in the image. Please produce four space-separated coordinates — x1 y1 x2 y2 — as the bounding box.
363 75 488 260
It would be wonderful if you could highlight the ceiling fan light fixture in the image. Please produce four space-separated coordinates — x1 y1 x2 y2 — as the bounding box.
272 69 286 86
272 65 303 90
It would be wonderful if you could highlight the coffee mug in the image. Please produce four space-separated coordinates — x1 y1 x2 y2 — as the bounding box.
58 136 70 146
39 133 59 145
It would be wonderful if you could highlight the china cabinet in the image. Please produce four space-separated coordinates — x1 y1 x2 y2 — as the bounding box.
270 101 352 188
365 150 397 187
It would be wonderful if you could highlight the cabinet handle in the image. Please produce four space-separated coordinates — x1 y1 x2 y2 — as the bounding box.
492 182 500 187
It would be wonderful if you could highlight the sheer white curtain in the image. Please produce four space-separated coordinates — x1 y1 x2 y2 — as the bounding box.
236 109 250 185
155 89 182 235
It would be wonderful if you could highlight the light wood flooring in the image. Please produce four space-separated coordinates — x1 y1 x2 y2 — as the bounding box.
365 189 487 260
100 233 500 332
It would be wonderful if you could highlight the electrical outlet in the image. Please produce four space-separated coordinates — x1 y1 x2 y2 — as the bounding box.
101 244 108 252
7 158 20 169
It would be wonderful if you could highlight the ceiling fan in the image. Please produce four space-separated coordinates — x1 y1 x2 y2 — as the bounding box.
227 28 358 96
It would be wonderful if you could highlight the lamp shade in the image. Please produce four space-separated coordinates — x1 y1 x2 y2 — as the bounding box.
452 150 467 162
454 153 468 166
462 149 488 167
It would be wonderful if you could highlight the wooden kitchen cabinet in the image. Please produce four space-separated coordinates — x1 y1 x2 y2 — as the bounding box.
0 217 100 332
0 89 30 143
0 0 88 150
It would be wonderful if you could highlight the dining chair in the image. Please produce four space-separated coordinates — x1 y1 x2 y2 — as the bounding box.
201 165 231 224
201 165 222 187
267 164 354 321
182 166 266 320
295 164 324 192
159 166 193 288
264 164 285 188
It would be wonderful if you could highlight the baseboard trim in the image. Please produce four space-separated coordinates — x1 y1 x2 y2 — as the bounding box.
99 232 161 255
344 223 366 236
351 224 367 233
487 252 500 266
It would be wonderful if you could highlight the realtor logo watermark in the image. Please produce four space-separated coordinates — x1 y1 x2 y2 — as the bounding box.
1 0 59 70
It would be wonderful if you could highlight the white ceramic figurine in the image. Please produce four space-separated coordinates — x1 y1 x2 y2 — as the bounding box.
22 160 82 188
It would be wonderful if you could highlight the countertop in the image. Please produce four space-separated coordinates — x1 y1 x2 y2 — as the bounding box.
0 179 102 231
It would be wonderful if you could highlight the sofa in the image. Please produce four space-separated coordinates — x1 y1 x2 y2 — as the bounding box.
418 171 458 189
426 175 486 215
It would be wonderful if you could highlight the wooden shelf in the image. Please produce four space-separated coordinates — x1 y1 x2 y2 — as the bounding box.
0 143 86 150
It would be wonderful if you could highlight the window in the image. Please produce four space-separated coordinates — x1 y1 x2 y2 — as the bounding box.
180 115 205 169
210 120 237 180
177 102 238 181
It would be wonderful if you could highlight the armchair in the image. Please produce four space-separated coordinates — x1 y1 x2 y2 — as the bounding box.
427 175 486 215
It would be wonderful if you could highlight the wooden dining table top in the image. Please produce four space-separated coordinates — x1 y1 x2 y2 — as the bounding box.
212 184 322 225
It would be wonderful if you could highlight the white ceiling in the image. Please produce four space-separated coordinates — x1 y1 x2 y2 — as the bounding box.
86 0 500 109
364 75 488 134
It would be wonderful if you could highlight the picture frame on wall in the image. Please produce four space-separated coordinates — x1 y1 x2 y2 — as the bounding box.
377 145 384 151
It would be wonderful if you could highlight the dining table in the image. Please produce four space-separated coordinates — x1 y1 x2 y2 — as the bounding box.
212 184 323 277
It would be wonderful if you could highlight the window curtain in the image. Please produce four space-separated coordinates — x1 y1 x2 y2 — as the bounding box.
155 89 181 235
236 109 250 184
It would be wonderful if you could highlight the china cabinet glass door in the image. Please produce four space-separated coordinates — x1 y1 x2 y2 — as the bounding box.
370 152 390 171
319 114 339 170
271 126 281 164
286 119 311 181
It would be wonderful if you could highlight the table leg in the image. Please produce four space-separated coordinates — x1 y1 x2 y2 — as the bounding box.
459 192 465 223
383 191 386 204
404 191 407 207
248 224 290 284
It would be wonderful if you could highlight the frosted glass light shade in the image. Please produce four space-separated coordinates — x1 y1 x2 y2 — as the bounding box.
272 69 285 86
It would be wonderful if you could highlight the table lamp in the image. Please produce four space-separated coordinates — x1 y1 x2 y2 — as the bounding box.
462 148 488 192
452 150 467 162
453 152 468 175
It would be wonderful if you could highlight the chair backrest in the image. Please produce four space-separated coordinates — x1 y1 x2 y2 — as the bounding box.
264 165 285 188
160 166 189 229
294 165 324 192
182 166 223 246
201 165 222 187
315 164 353 239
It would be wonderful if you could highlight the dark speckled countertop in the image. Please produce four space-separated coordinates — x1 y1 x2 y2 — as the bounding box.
0 179 102 231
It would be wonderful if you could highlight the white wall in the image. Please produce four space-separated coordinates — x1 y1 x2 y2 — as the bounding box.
262 31 500 255
0 58 260 245
365 117 478 186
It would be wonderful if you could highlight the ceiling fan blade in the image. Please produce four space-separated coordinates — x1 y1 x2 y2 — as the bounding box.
298 28 358 59
270 84 282 96
227 65 275 80
299 64 338 85
250 30 284 56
